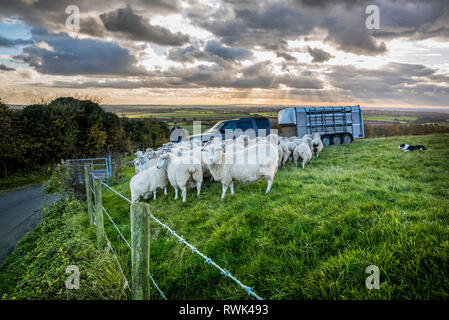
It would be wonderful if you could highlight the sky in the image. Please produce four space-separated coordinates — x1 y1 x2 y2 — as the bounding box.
0 0 449 108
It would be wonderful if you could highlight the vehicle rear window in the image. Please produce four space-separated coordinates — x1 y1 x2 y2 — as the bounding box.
238 119 253 131
255 118 269 129
221 120 238 131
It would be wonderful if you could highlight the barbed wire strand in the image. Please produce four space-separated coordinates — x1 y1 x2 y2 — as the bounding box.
101 180 132 204
150 213 263 300
96 180 262 300
103 230 131 292
102 206 131 250
149 274 167 300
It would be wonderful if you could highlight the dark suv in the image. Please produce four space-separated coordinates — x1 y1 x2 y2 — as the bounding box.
190 117 271 142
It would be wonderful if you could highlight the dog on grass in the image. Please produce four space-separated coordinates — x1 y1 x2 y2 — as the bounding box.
398 144 427 152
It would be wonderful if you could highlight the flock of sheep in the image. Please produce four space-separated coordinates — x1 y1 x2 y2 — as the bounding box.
130 132 324 203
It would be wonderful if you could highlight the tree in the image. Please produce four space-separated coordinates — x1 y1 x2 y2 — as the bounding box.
0 102 25 176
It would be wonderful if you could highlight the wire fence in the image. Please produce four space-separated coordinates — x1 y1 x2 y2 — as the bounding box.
87 169 263 300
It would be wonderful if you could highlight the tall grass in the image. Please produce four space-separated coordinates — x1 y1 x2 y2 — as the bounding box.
0 200 130 300
98 134 449 299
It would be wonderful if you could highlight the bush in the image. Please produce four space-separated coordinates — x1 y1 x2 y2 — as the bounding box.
0 97 169 178
364 122 449 138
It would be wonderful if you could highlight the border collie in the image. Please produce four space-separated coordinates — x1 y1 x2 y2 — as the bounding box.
398 144 427 152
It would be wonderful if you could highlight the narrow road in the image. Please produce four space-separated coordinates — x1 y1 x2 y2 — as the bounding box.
0 185 59 264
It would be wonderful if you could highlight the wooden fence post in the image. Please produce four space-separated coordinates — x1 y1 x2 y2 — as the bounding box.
84 164 94 226
131 202 150 300
93 178 105 249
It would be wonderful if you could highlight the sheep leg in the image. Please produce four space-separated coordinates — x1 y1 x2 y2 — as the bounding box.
282 157 287 167
174 187 178 200
196 181 201 196
230 182 235 195
181 186 187 202
265 179 273 194
153 191 157 200
164 187 167 195
221 184 229 200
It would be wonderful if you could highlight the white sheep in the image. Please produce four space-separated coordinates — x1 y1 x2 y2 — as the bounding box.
156 152 203 202
312 133 324 158
291 138 303 146
293 142 312 168
263 134 283 168
133 158 142 173
135 150 144 158
266 133 279 146
281 141 297 166
135 157 158 173
235 135 250 148
130 166 168 203
207 142 278 199
277 143 284 168
200 148 213 180
303 134 313 150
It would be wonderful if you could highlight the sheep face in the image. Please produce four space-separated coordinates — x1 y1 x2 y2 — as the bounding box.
133 158 141 166
135 151 144 157
145 151 156 159
207 147 222 165
156 155 169 169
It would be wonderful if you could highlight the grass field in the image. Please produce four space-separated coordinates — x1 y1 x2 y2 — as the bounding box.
97 134 449 299
364 115 418 123
249 112 278 118
118 110 248 120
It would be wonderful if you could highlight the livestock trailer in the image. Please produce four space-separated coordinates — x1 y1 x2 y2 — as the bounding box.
278 106 365 145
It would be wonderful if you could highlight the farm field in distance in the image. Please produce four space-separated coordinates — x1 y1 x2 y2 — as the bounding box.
363 115 418 123
94 134 448 299
103 105 449 134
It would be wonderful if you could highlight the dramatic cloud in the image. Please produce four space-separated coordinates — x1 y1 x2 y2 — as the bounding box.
372 1 449 41
14 28 144 76
192 2 316 49
0 35 33 47
276 51 296 62
138 0 180 13
204 40 252 61
306 47 333 63
99 6 189 45
0 64 15 71
0 0 449 106
326 62 449 105
167 45 207 63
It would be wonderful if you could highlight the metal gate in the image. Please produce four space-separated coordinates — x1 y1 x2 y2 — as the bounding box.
65 155 112 183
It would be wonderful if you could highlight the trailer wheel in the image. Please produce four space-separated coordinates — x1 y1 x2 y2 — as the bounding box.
342 134 352 144
332 135 341 145
322 136 331 146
